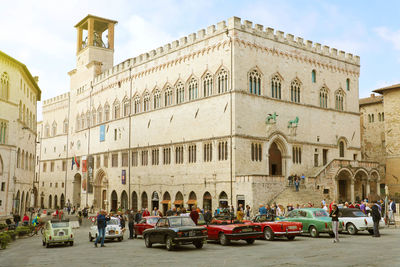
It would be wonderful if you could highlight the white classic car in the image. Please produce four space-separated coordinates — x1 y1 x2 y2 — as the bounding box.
89 217 124 242
339 208 385 235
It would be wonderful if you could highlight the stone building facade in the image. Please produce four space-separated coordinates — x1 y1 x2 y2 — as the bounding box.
359 84 400 200
37 15 380 213
0 50 41 219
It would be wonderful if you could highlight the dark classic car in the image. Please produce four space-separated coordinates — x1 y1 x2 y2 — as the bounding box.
249 214 303 241
205 217 262 245
143 216 207 251
133 216 160 238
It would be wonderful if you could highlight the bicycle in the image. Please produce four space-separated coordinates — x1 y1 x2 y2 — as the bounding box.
29 222 44 237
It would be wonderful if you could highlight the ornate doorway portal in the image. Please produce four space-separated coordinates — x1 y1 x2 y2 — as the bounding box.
94 169 108 211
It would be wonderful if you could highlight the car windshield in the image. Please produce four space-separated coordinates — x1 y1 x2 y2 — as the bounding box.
52 222 69 228
169 217 195 227
108 219 119 225
258 215 273 222
147 217 159 224
313 210 329 217
351 211 367 217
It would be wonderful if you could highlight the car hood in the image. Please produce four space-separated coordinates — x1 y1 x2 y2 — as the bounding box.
207 224 253 230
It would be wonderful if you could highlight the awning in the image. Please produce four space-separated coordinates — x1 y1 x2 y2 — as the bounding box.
161 200 171 204
187 199 197 205
173 200 183 205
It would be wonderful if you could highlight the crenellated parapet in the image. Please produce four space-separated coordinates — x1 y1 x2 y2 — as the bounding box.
227 16 360 66
42 92 70 106
92 16 360 86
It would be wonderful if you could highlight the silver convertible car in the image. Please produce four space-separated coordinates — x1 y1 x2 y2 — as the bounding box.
89 217 124 242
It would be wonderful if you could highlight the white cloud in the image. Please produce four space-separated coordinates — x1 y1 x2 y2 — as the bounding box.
373 26 400 50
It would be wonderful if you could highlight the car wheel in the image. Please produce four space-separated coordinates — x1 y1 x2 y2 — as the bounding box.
329 233 335 238
193 241 203 249
89 233 93 242
69 241 74 246
347 223 358 235
144 235 152 248
118 237 123 242
309 226 319 238
287 236 295 241
165 236 174 251
264 227 274 241
42 240 46 246
219 233 230 246
133 228 137 238
46 241 50 248
246 239 255 244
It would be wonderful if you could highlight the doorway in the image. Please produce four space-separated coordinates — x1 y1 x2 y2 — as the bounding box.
269 142 282 175
323 149 328 165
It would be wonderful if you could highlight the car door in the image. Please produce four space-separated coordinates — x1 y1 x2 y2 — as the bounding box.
136 219 145 235
300 210 311 231
153 218 167 243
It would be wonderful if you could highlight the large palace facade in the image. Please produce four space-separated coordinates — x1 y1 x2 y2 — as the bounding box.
36 15 382 213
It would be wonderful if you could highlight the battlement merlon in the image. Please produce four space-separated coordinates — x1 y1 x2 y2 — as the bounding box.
91 16 359 85
226 16 360 66
42 92 70 106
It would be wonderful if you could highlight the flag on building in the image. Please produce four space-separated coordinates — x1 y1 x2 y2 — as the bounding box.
71 156 80 170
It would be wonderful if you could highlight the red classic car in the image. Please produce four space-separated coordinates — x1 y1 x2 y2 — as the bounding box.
205 218 262 245
249 215 303 241
134 216 160 238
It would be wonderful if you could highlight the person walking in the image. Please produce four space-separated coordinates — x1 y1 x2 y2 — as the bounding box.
189 207 199 225
204 209 212 225
294 178 300 192
128 210 135 239
388 199 396 225
245 205 251 220
371 202 381 237
259 204 267 215
13 213 21 227
330 204 340 243
94 210 110 247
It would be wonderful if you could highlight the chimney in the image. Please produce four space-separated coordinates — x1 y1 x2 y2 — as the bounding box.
370 93 375 98
33 76 39 83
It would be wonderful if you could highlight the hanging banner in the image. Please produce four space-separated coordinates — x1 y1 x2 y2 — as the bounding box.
82 155 87 173
122 170 126 185
100 125 105 142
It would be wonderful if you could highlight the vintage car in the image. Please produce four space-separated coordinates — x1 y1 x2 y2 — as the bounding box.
250 214 303 241
205 218 262 245
280 208 344 238
338 208 385 235
133 216 159 238
89 216 124 242
42 219 74 248
143 216 207 251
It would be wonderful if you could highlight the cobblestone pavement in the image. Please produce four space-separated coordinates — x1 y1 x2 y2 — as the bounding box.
1 223 399 267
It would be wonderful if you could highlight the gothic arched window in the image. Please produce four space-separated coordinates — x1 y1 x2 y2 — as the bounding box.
290 79 301 103
176 82 184 104
319 87 328 108
249 69 261 95
164 86 172 107
217 69 228 94
188 77 198 101
153 90 161 109
203 73 213 97
271 75 281 99
335 90 344 111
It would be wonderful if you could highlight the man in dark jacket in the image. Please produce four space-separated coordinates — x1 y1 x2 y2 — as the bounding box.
94 210 110 247
371 202 381 237
128 210 135 239
204 209 212 225
13 213 21 227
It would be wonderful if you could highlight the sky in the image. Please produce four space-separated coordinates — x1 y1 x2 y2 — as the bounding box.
1 0 399 120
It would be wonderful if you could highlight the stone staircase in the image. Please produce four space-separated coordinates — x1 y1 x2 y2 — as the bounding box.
270 185 330 208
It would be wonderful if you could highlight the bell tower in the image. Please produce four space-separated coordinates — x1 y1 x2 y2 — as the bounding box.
74 15 118 73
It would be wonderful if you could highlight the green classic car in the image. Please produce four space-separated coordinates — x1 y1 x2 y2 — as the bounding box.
42 219 74 247
281 208 343 238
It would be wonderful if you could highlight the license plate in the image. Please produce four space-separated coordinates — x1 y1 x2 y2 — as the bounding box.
242 228 253 232
109 230 115 235
189 231 195 237
288 226 297 230
59 232 64 236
